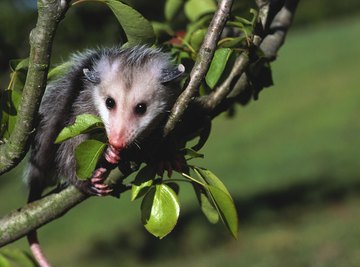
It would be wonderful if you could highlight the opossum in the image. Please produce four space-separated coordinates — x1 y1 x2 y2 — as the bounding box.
25 45 185 267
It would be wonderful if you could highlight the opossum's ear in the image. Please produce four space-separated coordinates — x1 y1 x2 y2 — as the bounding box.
83 68 101 84
160 64 185 84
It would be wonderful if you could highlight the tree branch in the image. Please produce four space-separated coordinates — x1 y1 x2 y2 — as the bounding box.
0 186 87 246
0 0 70 175
260 0 300 60
200 0 300 115
0 164 130 246
163 0 233 136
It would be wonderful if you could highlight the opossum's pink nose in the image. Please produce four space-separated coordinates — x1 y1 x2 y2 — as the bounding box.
108 137 125 151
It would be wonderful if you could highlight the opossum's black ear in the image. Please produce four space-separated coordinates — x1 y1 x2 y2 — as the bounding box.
83 68 101 84
160 64 185 84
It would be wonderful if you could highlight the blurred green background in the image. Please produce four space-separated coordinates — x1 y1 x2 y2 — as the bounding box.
1 0 360 266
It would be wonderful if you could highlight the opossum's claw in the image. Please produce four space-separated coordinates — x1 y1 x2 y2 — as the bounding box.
93 183 110 189
87 181 113 196
76 180 113 196
91 186 113 197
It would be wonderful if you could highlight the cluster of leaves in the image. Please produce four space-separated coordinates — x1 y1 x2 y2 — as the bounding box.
134 162 238 239
160 0 267 97
55 113 238 239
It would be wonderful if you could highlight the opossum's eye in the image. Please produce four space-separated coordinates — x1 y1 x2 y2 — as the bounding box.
105 97 116 110
134 103 147 115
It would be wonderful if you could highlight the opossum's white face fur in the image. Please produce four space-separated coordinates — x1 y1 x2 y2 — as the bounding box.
87 47 184 150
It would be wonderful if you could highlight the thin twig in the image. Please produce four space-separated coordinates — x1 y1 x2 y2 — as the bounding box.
163 0 234 136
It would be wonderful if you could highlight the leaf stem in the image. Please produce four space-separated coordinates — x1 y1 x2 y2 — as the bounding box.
180 172 207 187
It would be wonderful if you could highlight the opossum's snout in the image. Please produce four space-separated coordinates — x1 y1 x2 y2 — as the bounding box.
108 131 126 151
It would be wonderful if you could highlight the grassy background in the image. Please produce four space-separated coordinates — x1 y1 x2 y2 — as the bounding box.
1 15 360 267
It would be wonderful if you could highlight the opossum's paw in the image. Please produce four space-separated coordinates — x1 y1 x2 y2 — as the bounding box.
157 153 189 177
76 168 113 196
90 167 113 196
76 180 111 196
104 145 121 165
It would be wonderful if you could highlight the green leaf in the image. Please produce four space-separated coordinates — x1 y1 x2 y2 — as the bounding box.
234 9 258 28
151 21 174 43
9 58 29 72
55 114 104 144
192 166 231 197
182 148 204 160
165 0 185 21
8 58 29 92
141 184 180 239
0 90 21 140
205 48 233 89
218 36 247 48
131 164 157 201
207 185 238 238
75 139 106 180
151 21 174 36
184 14 212 43
189 28 207 51
193 183 219 224
184 0 216 22
132 179 153 201
47 61 72 82
191 166 238 237
104 0 155 44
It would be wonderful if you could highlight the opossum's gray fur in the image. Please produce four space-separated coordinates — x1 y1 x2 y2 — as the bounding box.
26 45 182 200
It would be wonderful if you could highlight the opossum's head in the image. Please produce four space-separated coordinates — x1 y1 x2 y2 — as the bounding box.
84 47 184 151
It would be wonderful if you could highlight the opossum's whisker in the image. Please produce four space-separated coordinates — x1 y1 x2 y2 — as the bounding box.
133 139 141 150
